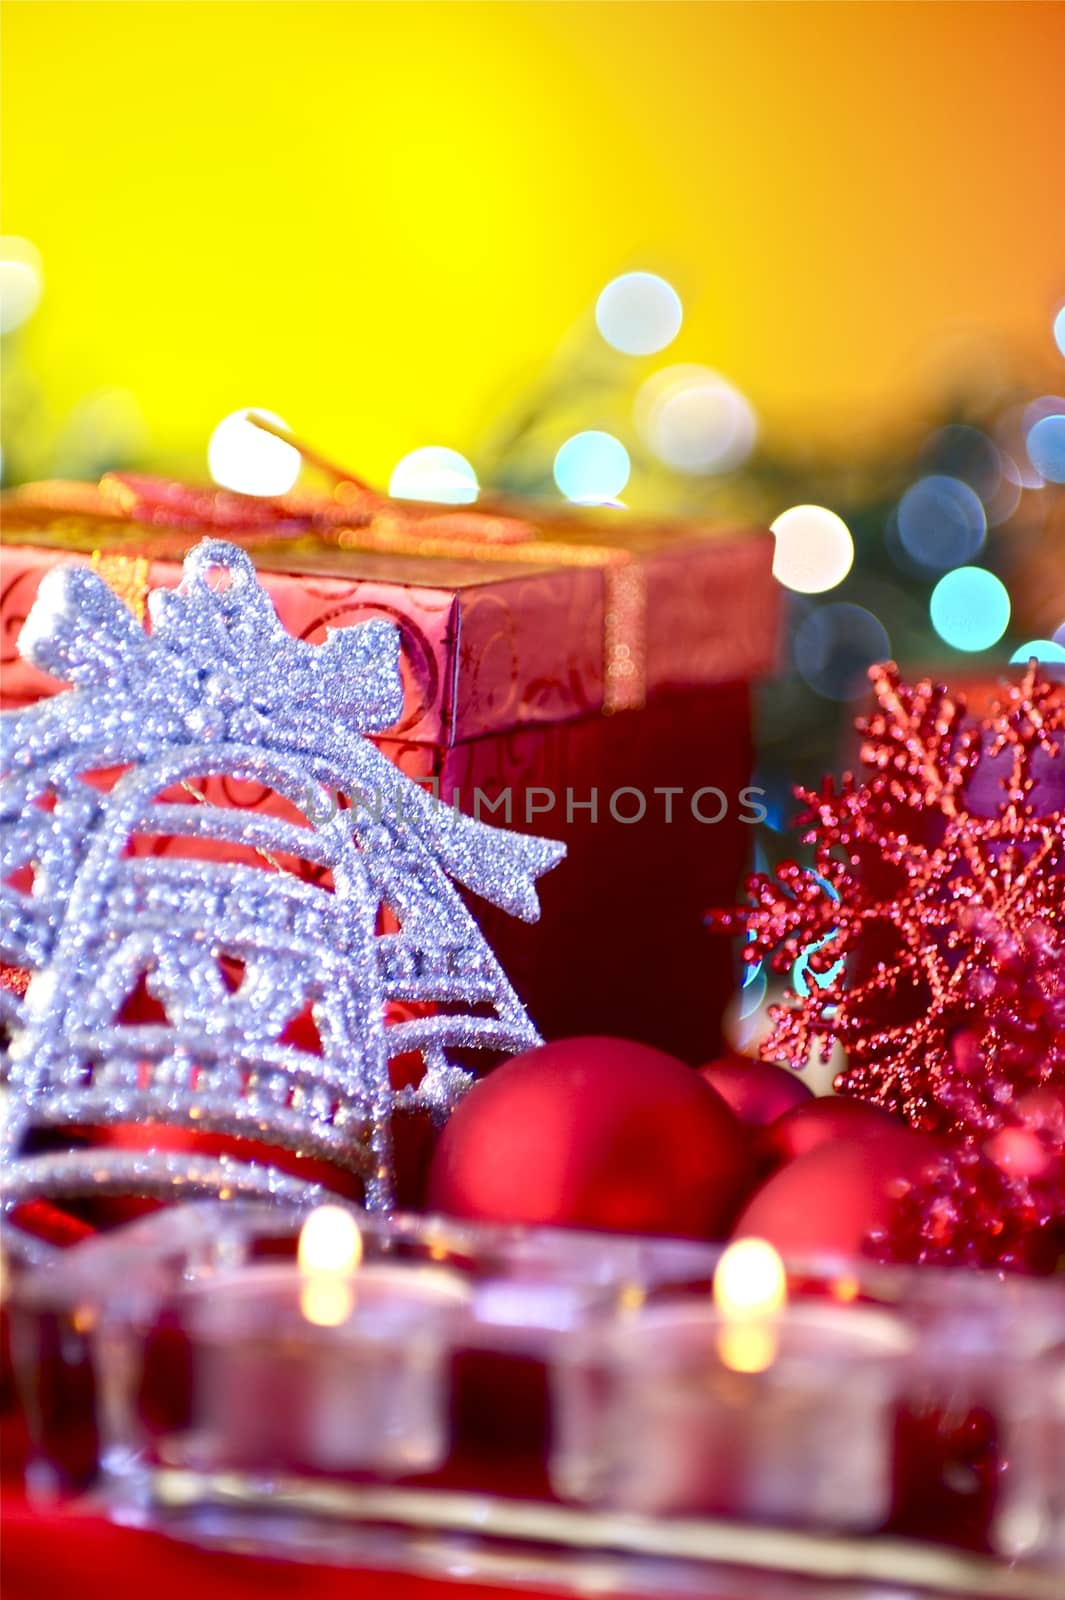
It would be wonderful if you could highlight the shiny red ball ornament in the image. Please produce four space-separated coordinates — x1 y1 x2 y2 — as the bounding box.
698 1055 812 1129
733 1128 938 1260
757 1094 907 1171
427 1036 755 1239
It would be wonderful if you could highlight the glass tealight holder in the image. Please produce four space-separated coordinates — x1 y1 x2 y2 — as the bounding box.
3 1210 192 1502
441 1221 692 1496
144 1259 471 1482
1044 1340 1065 1567
5 1201 474 1505
893 1270 1065 1564
552 1296 912 1532
9 1202 1065 1596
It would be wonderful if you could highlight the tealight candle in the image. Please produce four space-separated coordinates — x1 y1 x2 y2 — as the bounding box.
552 1237 912 1531
158 1206 470 1479
892 1277 1065 1561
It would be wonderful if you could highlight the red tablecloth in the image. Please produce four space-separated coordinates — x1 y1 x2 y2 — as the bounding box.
1 1489 577 1600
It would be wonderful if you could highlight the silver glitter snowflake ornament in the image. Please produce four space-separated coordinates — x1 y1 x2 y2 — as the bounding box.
0 541 564 1232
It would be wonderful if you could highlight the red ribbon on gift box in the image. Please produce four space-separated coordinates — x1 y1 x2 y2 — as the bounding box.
10 418 651 714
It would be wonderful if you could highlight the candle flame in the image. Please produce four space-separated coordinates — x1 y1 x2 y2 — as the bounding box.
300 1275 355 1328
716 1322 780 1374
298 1205 363 1276
713 1237 787 1374
714 1237 787 1318
298 1205 362 1327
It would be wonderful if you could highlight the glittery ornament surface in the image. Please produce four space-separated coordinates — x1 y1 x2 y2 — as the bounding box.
712 662 1065 1138
872 1124 1065 1274
0 541 564 1234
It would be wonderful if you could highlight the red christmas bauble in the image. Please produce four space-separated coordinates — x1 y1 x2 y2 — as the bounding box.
757 1094 906 1172
699 1055 812 1128
427 1036 755 1239
733 1128 939 1260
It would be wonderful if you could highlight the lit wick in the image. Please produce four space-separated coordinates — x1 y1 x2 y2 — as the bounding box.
297 1204 362 1327
712 1237 787 1374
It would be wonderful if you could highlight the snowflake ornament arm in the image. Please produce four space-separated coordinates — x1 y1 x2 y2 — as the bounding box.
1 542 565 1241
711 662 1065 1136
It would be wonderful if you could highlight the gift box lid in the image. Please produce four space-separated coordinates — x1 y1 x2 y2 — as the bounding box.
1 475 780 746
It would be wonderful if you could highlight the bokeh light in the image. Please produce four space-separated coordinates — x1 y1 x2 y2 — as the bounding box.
389 445 479 504
996 403 1054 490
1054 304 1065 359
58 388 149 478
770 505 854 594
793 931 845 997
595 272 682 356
929 567 1011 652
920 423 1020 527
1025 414 1065 483
1021 396 1065 437
724 974 768 1052
1053 621 1065 648
896 474 987 571
0 235 43 334
793 602 890 699
553 430 630 502
737 967 767 1020
207 408 302 497
792 872 843 996
636 364 756 474
1010 638 1065 683
920 425 1002 505
1009 639 1065 665
983 454 1023 527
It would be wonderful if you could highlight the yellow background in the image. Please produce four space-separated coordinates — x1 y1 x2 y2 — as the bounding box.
3 0 1064 483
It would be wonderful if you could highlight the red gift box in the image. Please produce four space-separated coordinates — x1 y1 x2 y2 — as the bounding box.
1 477 779 1061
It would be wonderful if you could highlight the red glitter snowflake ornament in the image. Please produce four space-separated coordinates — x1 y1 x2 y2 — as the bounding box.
712 662 1065 1139
877 1115 1065 1274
